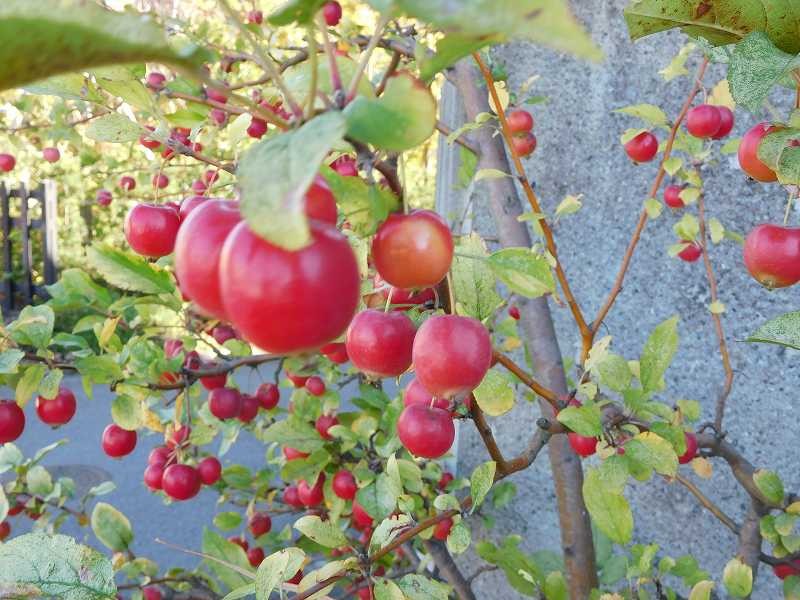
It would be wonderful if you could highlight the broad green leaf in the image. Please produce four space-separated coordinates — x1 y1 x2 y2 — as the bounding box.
640 316 679 394
26 465 53 496
597 353 632 392
473 368 515 416
320 167 398 237
111 395 142 430
373 578 405 600
624 432 678 478
75 355 122 384
488 248 555 298
786 576 800 600
659 42 696 81
614 103 668 127
214 512 243 531
223 583 256 600
395 0 602 61
370 514 413 553
255 548 305 599
729 32 800 111
470 460 496 512
202 529 253 590
476 536 542 594
356 473 400 521
757 127 800 170
446 521 470 554
239 111 346 250
583 467 633 544
396 574 451 600
0 0 206 93
777 145 800 185
644 198 663 219
475 168 511 181
262 418 326 453
0 532 116 599
0 349 25 374
624 1 746 47
91 502 133 552
293 515 348 548
298 559 357 598
87 244 175 294
451 232 502 320
754 469 784 505
419 34 500 83
0 488 6 523
688 580 715 600
85 113 141 143
344 73 436 152
543 571 568 600
491 481 517 509
554 194 583 218
283 55 374 104
747 311 800 350
556 404 602 437
93 67 153 112
268 0 327 25
16 364 46 407
9 305 55 349
25 73 102 102
38 368 63 400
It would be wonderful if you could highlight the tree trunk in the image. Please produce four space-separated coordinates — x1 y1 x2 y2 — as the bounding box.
449 58 598 598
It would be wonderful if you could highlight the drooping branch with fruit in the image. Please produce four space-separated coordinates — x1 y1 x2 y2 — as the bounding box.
1 1 800 599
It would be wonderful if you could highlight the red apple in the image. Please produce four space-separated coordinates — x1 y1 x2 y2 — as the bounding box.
249 512 272 537
346 309 416 378
96 189 112 206
315 414 338 439
322 1 342 26
283 485 304 508
283 447 310 461
433 517 453 541
711 106 734 139
686 104 721 138
743 224 800 288
119 176 136 191
678 432 698 465
738 122 778 182
0 400 25 443
568 432 598 457
351 500 373 530
238 394 260 423
146 72 166 90
42 147 60 163
402 378 449 411
162 464 202 501
256 383 280 410
306 376 326 396
507 109 534 134
773 559 800 580
208 387 242 420
144 464 165 490
35 387 76 426
332 470 357 500
624 131 658 162
198 456 222 485
102 424 137 458
677 241 702 263
304 175 337 225
664 184 685 209
124 203 181 258
247 117 268 139
397 404 454 459
297 473 325 507
0 153 16 172
510 132 537 157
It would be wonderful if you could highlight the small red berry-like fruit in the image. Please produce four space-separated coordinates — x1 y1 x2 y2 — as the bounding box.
142 586 162 600
711 106 735 139
144 464 165 491
283 447 310 461
247 117 268 139
204 169 220 185
149 446 171 467
238 394 260 423
397 404 454 459
322 1 342 26
42 147 60 163
508 305 521 320
96 189 112 206
124 203 180 258
743 224 800 288
315 414 339 439
351 500 373 530
283 485 304 508
402 378 449 411
738 122 779 182
249 512 272 537
510 132 537 157
200 367 228 391
209 387 243 420
304 175 337 225
229 536 249 551
162 464 202 501
346 310 416 378
288 570 303 585
677 241 702 263
357 586 373 600
568 432 598 457
247 547 265 567
0 521 10 541
256 383 280 410
773 559 800 579
332 470 357 500
663 184 685 209
0 400 25 443
119 176 136 191
624 131 659 163
167 425 191 449
152 173 169 189
412 314 492 399
507 109 534 134
210 108 227 126
322 342 349 364
678 432 698 465
211 324 238 344
0 153 16 172
438 472 454 490
146 72 166 90
686 104 721 138
102 424 137 458
206 86 228 104
140 127 162 150
198 456 222 485
247 9 263 24
35 386 77 426
306 376 326 397
371 209 454 289
433 517 453 541
191 180 207 194
297 474 325 507
331 155 358 176
287 372 309 388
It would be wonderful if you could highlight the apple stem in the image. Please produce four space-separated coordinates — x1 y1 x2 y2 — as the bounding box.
784 187 797 226
384 287 393 313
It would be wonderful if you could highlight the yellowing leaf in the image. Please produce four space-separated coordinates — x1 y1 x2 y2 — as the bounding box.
708 79 735 110
708 301 726 314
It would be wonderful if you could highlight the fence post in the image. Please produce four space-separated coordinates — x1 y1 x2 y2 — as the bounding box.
16 183 33 306
1 183 12 312
41 181 59 285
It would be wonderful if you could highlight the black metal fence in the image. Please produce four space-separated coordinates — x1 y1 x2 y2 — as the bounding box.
1 181 58 312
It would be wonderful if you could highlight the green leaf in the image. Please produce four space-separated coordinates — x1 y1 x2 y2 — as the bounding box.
75 355 122 384
640 316 679 394
87 244 175 294
262 418 326 453
597 353 632 392
255 548 305 599
320 167 398 236
268 0 326 25
583 467 633 544
470 460 496 512
757 127 800 170
747 311 800 350
624 0 745 47
419 34 499 83
644 198 663 219
93 66 153 112
111 395 142 430
473 368 515 417
25 73 102 102
239 111 346 251
754 469 785 505
0 0 206 93
786 576 800 600
614 103 668 127
214 512 243 531
373 578 405 600
85 113 141 143
476 536 542 594
0 349 24 374
370 514 413 553
624 432 678 478
0 487 6 523
729 32 800 111
556 404 602 437
395 0 602 61
491 481 517 509
16 364 46 407
344 73 436 152
283 55 374 104
91 502 133 552
659 42 697 81
293 515 348 548
0 532 116 599
356 473 400 521
488 247 555 298
222 583 256 600
9 305 55 349
26 465 53 496
543 571 568 600
777 145 800 184
446 521 471 554
202 529 253 590
475 168 511 181
689 580 715 600
396 574 451 600
451 232 502 320
38 368 63 400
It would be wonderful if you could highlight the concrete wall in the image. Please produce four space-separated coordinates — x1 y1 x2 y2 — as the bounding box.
439 1 798 597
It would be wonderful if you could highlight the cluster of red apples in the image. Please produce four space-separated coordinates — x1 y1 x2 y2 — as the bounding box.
506 109 537 157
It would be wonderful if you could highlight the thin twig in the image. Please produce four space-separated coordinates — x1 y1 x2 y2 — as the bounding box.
674 474 739 534
346 14 391 101
492 350 559 407
376 50 402 96
436 121 480 155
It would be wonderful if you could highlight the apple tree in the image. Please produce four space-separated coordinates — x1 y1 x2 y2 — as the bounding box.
1 1 800 599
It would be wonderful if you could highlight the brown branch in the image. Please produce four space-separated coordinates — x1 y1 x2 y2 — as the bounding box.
227 50 310 90
697 195 734 432
466 564 499 585
134 354 284 391
588 57 710 362
674 474 739 534
472 52 591 352
436 120 480 155
794 70 800 110
422 539 476 600
376 50 402 96
492 350 559 408
738 500 767 591
469 402 509 472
